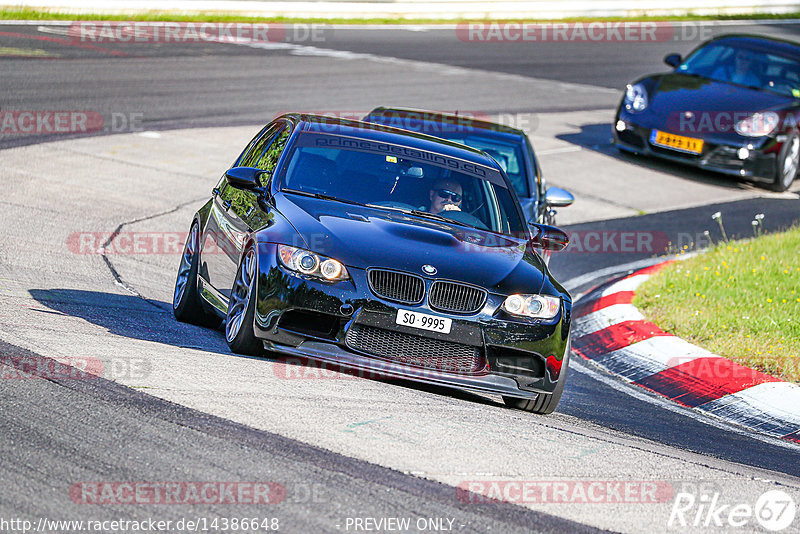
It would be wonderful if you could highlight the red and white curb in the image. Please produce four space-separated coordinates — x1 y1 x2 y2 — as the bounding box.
572 262 800 443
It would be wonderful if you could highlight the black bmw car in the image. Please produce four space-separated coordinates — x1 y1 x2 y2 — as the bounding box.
614 34 800 191
173 114 572 413
362 107 575 225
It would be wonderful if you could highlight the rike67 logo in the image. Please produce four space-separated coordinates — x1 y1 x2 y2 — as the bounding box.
669 488 796 531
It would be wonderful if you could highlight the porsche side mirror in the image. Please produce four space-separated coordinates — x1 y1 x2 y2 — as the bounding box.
544 187 574 208
664 53 682 68
225 167 266 190
529 223 569 252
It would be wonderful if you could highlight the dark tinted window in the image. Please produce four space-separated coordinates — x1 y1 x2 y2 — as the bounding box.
280 133 525 236
681 42 800 97
239 123 283 168
251 126 291 185
441 135 528 197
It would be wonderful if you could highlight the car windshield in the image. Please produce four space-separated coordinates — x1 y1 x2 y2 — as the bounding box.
679 42 800 97
430 133 529 198
280 132 526 236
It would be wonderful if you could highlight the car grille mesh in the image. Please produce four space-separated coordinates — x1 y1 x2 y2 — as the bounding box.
368 269 424 304
429 281 487 313
345 324 485 374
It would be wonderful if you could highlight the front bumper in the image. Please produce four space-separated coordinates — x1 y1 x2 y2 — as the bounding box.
613 112 780 183
252 243 570 398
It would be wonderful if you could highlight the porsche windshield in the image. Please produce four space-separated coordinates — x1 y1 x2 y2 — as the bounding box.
280 133 525 235
679 42 800 97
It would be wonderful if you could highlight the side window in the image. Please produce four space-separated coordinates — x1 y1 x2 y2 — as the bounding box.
525 138 543 200
238 123 284 168
219 122 292 229
252 125 291 186
235 124 272 166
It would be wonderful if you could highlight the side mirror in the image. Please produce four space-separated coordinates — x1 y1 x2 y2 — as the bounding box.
664 53 682 68
529 223 569 252
225 167 266 190
544 187 574 208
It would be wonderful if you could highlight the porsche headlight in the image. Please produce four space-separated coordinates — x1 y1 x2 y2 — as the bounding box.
277 245 349 281
624 83 649 112
735 112 780 137
501 294 560 319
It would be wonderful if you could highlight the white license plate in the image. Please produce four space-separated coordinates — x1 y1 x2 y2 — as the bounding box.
395 309 452 334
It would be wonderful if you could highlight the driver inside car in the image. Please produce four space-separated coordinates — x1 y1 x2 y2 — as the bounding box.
427 179 463 214
712 48 762 87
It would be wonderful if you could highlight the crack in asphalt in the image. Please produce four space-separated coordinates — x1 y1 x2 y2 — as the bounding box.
99 196 208 311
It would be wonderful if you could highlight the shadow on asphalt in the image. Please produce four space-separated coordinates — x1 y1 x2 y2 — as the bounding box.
28 288 233 356
556 122 768 191
27 288 501 409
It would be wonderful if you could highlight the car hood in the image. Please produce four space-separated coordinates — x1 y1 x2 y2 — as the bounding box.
272 193 547 294
647 73 794 118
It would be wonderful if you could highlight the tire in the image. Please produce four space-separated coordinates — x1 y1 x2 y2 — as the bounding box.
770 133 799 192
225 244 263 355
503 343 570 415
173 222 221 328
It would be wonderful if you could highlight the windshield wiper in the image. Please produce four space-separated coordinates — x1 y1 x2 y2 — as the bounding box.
368 204 474 229
409 209 472 227
283 189 365 206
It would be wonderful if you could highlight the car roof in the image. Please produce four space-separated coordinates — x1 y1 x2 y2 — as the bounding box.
701 34 800 60
363 107 527 142
277 113 502 170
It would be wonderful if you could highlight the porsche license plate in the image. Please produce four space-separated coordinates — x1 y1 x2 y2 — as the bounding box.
395 310 452 334
650 130 704 154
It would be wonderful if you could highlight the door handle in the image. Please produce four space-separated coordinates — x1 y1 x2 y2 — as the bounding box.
222 200 232 210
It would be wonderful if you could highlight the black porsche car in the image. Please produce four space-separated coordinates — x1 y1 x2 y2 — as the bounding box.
362 107 575 225
614 34 800 191
173 114 572 413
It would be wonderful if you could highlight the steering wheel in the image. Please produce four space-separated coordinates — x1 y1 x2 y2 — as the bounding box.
439 210 489 230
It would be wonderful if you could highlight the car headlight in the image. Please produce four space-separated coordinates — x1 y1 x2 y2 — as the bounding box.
277 245 349 281
501 294 560 319
624 83 649 112
735 112 780 137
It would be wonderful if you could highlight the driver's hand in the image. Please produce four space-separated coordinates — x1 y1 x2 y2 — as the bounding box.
442 204 461 212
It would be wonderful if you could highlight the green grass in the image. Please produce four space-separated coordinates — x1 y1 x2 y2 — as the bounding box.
634 226 800 383
5 7 800 24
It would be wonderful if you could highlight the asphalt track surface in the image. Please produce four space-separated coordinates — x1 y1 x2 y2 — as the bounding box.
1 19 800 534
